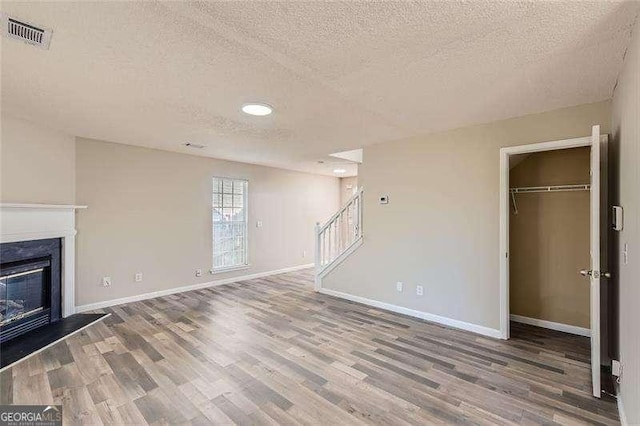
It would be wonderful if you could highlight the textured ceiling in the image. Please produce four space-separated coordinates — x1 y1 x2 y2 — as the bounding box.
1 1 638 176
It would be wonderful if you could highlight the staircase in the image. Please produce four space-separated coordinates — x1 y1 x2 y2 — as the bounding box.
315 187 363 290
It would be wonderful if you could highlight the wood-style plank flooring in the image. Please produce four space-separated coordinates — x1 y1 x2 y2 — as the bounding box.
1 270 619 425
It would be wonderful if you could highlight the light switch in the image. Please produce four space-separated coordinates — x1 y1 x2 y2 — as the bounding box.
256 220 263 228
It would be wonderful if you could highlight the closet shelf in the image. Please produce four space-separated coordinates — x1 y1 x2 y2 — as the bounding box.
509 184 590 194
509 184 590 215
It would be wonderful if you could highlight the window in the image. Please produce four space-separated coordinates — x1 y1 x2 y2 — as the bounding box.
212 178 248 271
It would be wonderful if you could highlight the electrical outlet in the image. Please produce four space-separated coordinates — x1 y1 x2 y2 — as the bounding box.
623 243 629 265
195 269 202 277
256 220 263 228
102 277 112 287
396 282 403 292
416 285 424 296
134 272 143 282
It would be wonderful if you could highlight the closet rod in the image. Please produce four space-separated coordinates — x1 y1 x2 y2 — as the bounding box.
509 184 590 194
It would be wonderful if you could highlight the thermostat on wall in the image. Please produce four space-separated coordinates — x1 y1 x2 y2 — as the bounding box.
379 195 389 204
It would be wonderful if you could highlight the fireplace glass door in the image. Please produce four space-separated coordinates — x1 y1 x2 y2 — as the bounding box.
0 266 47 326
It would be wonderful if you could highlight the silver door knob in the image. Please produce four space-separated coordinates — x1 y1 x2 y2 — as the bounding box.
580 269 591 276
602 272 611 278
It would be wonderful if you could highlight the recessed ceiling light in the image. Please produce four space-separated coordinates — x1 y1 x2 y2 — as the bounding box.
334 169 347 174
242 103 273 116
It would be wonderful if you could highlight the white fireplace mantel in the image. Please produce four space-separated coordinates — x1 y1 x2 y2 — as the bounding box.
1 203 87 317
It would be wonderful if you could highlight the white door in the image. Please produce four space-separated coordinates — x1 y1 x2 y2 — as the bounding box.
587 124 601 398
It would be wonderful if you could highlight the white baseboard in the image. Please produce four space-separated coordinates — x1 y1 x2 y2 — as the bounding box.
76 263 314 313
318 287 502 339
616 387 629 426
510 314 590 337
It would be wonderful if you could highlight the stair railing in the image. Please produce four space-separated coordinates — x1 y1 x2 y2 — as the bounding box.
315 187 363 279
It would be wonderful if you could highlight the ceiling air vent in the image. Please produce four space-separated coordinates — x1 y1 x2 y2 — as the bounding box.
1 14 52 49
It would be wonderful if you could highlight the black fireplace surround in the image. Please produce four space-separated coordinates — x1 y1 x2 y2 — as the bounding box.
0 238 61 343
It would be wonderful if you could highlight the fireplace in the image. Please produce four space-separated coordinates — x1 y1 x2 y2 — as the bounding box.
0 238 61 343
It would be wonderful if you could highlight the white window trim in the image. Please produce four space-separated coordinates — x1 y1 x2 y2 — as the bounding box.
212 177 249 272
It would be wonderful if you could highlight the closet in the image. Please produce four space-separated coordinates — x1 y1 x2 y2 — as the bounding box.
509 147 591 334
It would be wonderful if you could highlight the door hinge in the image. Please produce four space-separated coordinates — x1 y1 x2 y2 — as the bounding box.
579 270 611 279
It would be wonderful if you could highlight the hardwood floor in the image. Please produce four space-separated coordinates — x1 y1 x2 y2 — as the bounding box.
1 269 619 425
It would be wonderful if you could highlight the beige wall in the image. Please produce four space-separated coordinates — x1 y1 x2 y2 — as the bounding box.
323 100 611 332
611 18 640 425
1 113 340 308
509 148 590 328
1 115 76 204
340 176 358 206
75 138 340 307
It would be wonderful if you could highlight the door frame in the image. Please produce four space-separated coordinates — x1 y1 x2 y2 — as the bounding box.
499 135 593 340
